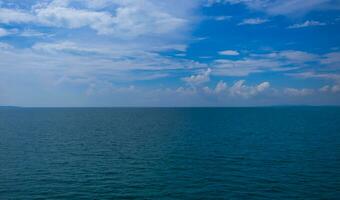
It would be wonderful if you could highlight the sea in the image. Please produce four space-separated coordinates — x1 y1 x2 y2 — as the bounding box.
0 107 339 199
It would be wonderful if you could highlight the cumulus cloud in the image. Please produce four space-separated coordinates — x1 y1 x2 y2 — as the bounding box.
257 82 271 92
289 71 340 94
183 68 212 86
214 81 228 93
182 80 270 99
288 20 326 29
229 80 270 97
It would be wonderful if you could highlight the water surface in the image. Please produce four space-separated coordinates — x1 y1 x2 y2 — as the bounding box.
0 107 339 199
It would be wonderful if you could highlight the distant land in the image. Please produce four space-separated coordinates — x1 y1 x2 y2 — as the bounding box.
0 106 22 109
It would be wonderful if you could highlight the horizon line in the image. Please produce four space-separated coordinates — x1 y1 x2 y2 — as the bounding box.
1 105 340 109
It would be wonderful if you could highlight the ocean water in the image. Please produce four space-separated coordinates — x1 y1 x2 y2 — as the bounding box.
0 107 339 199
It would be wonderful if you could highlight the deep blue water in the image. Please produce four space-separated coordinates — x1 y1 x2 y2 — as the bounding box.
0 107 339 199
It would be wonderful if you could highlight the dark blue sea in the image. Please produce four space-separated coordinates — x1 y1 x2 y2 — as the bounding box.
0 107 339 199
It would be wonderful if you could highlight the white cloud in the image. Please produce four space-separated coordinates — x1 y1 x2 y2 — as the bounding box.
0 0 190 38
207 0 340 16
332 85 340 93
252 50 319 63
213 57 282 76
1 1 339 106
2 1 340 100
238 18 268 25
287 70 340 96
229 80 270 97
154 44 188 52
183 68 212 86
319 85 330 92
257 82 270 92
214 81 228 93
0 40 208 89
0 0 204 94
0 28 9 37
175 53 186 57
212 50 322 77
0 8 35 24
321 52 340 67
214 15 232 21
31 41 107 54
0 42 12 49
289 72 340 83
20 29 49 37
0 28 17 37
33 41 83 52
85 82 136 96
34 6 115 35
277 51 319 62
284 88 314 96
318 85 340 93
288 20 326 29
179 78 271 99
219 50 240 56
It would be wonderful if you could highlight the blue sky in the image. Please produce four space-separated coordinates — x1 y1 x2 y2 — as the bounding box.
0 0 339 107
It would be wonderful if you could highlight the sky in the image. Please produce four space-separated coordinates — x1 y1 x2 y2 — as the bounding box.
0 0 339 107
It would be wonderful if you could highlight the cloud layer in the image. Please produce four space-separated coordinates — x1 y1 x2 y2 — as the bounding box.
0 0 339 106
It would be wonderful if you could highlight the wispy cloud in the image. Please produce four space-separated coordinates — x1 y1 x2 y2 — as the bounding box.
207 0 340 16
19 29 50 37
219 50 239 56
213 15 232 21
0 8 35 23
0 42 13 49
0 0 190 38
0 27 17 37
238 18 268 25
287 72 340 94
288 20 326 29
288 72 340 82
212 50 321 77
284 88 314 96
